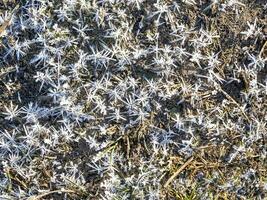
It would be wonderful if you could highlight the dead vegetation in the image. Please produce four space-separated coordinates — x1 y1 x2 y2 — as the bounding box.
0 0 266 199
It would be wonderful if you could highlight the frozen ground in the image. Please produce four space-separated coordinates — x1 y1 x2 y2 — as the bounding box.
0 0 266 199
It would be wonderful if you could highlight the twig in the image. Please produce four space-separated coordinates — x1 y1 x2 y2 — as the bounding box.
164 157 194 188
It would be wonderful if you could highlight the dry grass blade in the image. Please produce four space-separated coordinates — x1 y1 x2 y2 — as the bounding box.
164 157 194 188
0 4 19 37
218 86 251 121
26 189 76 200
259 40 267 57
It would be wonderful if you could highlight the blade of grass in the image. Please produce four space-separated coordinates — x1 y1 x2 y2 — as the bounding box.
164 157 194 188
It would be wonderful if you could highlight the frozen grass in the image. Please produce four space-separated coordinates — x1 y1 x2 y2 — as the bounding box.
0 0 266 199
